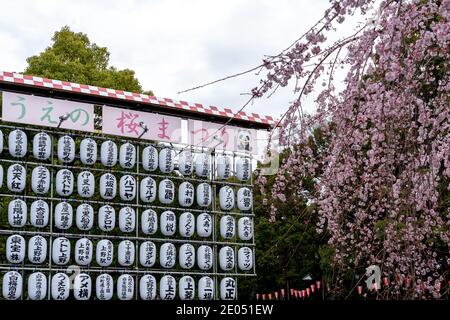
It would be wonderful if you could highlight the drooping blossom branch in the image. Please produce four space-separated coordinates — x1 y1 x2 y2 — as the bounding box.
257 0 450 299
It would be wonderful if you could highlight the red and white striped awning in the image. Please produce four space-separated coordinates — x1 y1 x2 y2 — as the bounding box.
0 71 275 128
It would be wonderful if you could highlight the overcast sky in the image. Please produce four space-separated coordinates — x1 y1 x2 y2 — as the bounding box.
0 0 347 120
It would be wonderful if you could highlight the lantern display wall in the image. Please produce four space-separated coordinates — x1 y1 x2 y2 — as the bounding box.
0 122 255 300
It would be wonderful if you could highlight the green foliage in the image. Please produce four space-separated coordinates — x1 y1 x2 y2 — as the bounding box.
24 26 153 95
239 146 332 299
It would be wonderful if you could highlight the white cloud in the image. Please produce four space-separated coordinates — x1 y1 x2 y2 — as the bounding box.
0 0 357 120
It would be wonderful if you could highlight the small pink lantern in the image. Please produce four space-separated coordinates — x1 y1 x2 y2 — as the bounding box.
357 286 363 295
316 280 321 290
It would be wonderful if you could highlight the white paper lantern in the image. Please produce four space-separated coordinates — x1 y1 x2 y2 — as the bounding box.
6 234 25 263
30 200 49 228
139 275 156 300
96 239 114 267
196 213 212 237
158 148 175 173
28 235 47 264
55 169 74 196
2 271 22 300
141 209 157 235
119 142 136 169
236 157 251 181
140 177 156 203
99 172 116 200
196 183 212 207
73 273 91 301
119 207 136 233
179 243 195 269
198 276 214 300
8 129 27 158
100 140 118 167
0 165 3 188
8 199 27 227
238 217 253 241
117 274 134 300
178 150 193 175
76 203 94 231
33 132 51 160
178 181 194 207
179 276 195 300
219 246 235 271
160 242 176 268
160 210 176 236
31 166 50 194
237 130 252 151
98 205 116 232
27 272 47 300
77 171 95 198
119 174 136 201
54 201 73 230
194 153 211 177
197 245 213 270
96 273 113 300
237 187 252 211
179 212 195 237
139 241 156 267
7 163 26 192
159 275 176 300
118 239 135 266
220 215 236 239
57 135 75 163
79 138 97 165
51 273 70 300
158 179 175 204
74 237 93 266
220 277 237 300
216 155 232 179
219 186 235 211
238 247 253 271
52 237 71 265
142 145 158 171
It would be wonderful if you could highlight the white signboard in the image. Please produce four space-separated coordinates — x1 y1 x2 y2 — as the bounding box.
2 92 94 131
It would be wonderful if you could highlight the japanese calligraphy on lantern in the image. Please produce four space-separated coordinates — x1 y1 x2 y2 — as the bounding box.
102 105 182 143
188 119 257 153
2 92 94 131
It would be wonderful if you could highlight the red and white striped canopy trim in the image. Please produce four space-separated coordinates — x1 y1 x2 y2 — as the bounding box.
0 71 276 126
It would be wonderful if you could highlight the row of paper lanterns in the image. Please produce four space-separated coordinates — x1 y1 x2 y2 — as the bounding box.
2 130 251 180
256 282 322 300
6 199 253 239
0 166 252 210
2 271 237 300
255 279 450 299
5 234 254 271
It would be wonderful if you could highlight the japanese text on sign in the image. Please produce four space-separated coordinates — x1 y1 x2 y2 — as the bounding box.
2 92 94 132
102 106 182 143
188 120 256 153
